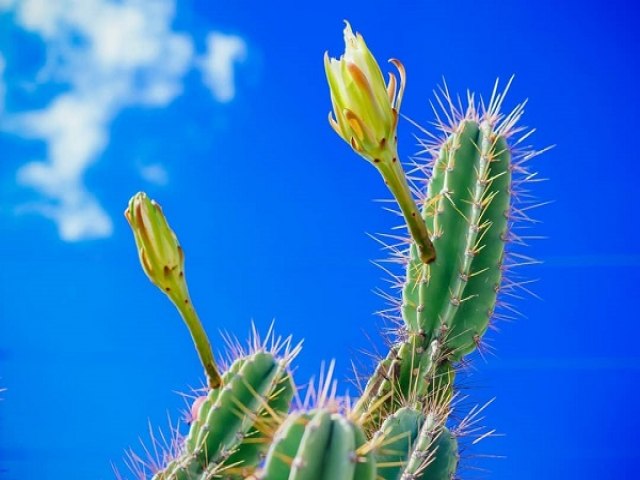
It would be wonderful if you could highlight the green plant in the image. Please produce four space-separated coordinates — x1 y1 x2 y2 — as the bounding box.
120 22 542 480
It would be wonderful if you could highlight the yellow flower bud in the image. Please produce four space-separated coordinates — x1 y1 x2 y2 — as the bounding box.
324 21 405 163
125 192 187 301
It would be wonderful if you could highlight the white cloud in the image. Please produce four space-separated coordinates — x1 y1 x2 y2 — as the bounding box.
12 93 112 241
200 32 247 103
2 0 249 241
139 163 169 186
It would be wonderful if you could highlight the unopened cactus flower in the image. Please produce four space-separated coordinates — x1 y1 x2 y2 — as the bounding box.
325 22 436 264
125 192 222 389
324 22 403 162
125 192 187 299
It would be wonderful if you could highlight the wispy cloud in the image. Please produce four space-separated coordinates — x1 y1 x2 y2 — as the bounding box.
1 0 248 241
13 95 115 240
138 163 169 187
199 32 247 103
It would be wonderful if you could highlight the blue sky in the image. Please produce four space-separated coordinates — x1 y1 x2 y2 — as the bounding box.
1 0 639 478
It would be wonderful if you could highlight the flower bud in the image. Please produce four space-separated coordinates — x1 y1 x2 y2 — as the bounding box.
125 192 187 301
324 21 405 163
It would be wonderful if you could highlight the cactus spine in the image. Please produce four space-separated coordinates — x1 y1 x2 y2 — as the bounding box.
120 23 541 480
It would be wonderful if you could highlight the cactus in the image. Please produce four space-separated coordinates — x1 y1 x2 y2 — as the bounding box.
351 93 519 431
155 348 298 479
372 407 456 480
119 22 542 480
258 410 375 480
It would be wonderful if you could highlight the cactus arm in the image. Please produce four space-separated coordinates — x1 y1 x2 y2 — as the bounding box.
355 115 514 430
198 352 277 459
223 360 295 472
259 412 311 480
417 427 458 480
416 120 511 361
352 424 377 480
401 413 441 477
156 352 295 479
400 413 458 480
289 410 332 480
416 121 482 343
373 407 423 480
261 410 375 480
371 408 459 480
320 415 357 480
446 131 510 359
185 358 247 452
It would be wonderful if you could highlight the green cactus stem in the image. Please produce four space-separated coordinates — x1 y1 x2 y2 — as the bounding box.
153 343 298 480
373 407 423 480
415 426 458 480
377 150 437 265
372 406 458 480
259 409 376 480
353 90 519 430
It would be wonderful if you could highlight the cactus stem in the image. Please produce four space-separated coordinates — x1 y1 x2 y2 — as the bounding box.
377 151 436 264
173 298 223 390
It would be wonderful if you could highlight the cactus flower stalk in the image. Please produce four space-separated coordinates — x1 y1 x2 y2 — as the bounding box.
125 192 222 389
324 22 436 264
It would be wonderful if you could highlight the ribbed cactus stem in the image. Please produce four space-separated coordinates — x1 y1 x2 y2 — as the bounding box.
353 108 515 432
260 409 376 480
